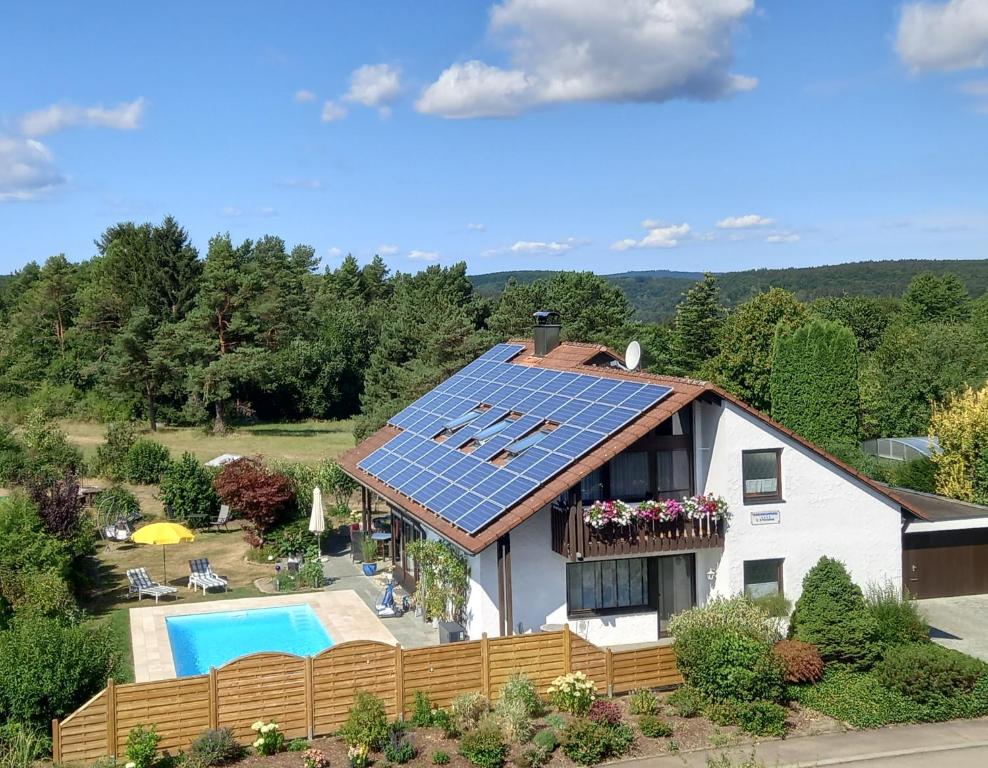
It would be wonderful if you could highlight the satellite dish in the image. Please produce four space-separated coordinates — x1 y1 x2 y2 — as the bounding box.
625 340 641 371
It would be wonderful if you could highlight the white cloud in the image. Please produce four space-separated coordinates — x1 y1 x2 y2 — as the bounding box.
345 64 402 113
321 100 348 122
408 249 440 261
716 213 774 229
259 206 276 216
467 222 486 231
294 89 317 103
326 246 343 258
897 0 988 71
416 0 756 118
20 98 146 136
221 206 243 217
279 178 324 189
0 137 65 201
377 244 400 256
508 239 574 254
611 221 690 250
765 232 800 243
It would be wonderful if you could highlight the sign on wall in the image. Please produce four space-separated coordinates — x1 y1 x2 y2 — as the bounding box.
750 509 781 525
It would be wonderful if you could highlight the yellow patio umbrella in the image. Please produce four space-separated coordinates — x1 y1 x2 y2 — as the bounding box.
132 521 196 584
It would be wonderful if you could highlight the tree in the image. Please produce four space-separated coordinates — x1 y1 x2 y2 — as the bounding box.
159 453 220 525
901 272 971 324
704 289 808 412
809 295 899 353
929 385 988 504
670 273 726 376
770 320 859 454
213 458 294 546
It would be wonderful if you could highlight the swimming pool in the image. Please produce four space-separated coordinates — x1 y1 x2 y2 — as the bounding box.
166 604 334 676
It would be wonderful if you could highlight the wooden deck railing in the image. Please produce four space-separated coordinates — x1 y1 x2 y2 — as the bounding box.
52 628 680 764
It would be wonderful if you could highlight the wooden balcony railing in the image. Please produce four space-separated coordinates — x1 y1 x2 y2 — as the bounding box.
551 501 724 560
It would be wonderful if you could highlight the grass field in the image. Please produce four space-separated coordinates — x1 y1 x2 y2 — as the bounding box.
62 419 357 466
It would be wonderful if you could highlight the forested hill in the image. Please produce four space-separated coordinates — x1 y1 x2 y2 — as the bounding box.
470 259 988 322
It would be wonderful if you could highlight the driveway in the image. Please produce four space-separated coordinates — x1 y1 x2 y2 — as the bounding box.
918 595 988 662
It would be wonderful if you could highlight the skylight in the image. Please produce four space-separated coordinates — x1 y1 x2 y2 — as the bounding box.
504 425 552 456
473 415 518 443
443 408 483 432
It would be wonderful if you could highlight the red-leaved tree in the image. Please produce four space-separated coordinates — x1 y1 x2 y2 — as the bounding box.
27 473 83 539
213 458 294 546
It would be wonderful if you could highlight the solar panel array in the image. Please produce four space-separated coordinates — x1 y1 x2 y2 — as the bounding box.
357 343 672 534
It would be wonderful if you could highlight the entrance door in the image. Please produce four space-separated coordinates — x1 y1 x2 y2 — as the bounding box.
657 554 696 635
903 529 988 599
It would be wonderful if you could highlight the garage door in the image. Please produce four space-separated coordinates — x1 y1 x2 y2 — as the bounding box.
903 528 988 599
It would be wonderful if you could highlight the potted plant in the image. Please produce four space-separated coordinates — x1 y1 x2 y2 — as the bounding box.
361 536 379 575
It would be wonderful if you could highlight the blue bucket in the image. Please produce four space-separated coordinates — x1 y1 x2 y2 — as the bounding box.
362 563 377 576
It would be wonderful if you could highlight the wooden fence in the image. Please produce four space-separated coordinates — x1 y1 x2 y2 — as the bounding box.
52 628 680 764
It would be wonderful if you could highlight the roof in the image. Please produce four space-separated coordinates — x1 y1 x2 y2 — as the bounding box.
883 485 988 523
339 341 920 554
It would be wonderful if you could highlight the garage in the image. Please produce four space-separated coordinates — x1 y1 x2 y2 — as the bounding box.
895 487 988 600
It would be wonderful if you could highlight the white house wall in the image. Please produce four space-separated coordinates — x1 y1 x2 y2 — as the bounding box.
696 399 903 603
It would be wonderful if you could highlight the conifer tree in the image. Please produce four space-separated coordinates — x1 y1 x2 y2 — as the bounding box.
670 273 725 376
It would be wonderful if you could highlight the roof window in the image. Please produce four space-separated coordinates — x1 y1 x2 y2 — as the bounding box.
443 407 484 432
473 414 519 444
504 424 553 456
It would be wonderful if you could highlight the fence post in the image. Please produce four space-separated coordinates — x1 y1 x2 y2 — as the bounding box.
209 667 219 729
106 678 117 758
562 626 572 674
305 656 315 739
481 634 491 699
605 649 614 697
394 644 405 720
52 720 61 765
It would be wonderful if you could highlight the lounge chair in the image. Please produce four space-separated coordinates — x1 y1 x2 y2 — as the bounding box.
127 567 178 603
188 558 228 593
208 504 231 531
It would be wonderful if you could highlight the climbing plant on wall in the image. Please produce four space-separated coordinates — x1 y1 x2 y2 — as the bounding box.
406 539 470 624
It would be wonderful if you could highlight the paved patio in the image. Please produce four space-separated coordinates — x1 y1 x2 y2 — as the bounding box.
918 595 988 662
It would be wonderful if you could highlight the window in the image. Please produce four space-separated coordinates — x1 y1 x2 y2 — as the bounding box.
443 407 483 432
567 558 649 615
610 451 649 501
473 415 518 443
505 424 552 455
744 559 783 599
656 449 690 500
581 467 604 505
742 449 782 503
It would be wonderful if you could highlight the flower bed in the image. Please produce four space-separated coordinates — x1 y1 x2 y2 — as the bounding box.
583 494 728 530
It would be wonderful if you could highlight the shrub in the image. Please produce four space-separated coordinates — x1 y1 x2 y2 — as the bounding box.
21 411 85 483
0 425 27 486
789 557 881 669
94 422 137 481
250 721 284 756
431 751 450 765
411 690 434 727
287 739 310 752
126 725 161 768
383 722 417 764
492 698 534 744
451 692 490 735
532 729 558 752
673 627 785 704
188 728 243 766
787 667 918 728
865 581 928 650
340 691 389 750
561 718 633 766
666 685 705 718
214 458 294 545
126 440 171 485
668 596 780 646
587 699 622 726
877 643 986 703
431 708 456 738
0 615 117 726
732 700 788 737
500 673 544 717
458 722 508 768
0 722 51 768
749 593 791 619
26 474 84 539
160 453 220 527
347 745 370 768
773 640 824 684
628 688 658 716
302 748 330 768
96 485 141 525
547 671 595 716
637 714 672 738
1 569 78 623
0 495 72 579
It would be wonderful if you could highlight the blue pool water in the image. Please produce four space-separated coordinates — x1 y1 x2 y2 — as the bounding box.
166 604 334 676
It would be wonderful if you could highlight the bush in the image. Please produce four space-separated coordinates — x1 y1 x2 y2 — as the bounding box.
877 643 986 704
773 640 824 684
0 615 117 726
126 725 160 768
21 411 85 483
0 722 51 768
188 728 243 766
431 751 450 765
787 667 918 728
458 722 508 768
431 708 456 738
26 474 84 539
492 698 534 744
669 596 780 646
288 739 310 752
732 701 788 737
789 557 881 669
0 496 72 579
516 732 556 768
499 673 544 717
749 593 791 619
0 569 78 623
0 425 27 486
383 722 417 764
451 692 490 735
411 691 434 727
866 581 928 650
587 699 622 726
637 714 672 738
340 691 389 750
96 485 141 525
94 422 137 481
561 718 633 766
214 458 294 546
250 721 284 756
547 671 595 716
667 685 705 718
159 453 220 527
125 439 171 485
628 688 658 716
673 627 785 704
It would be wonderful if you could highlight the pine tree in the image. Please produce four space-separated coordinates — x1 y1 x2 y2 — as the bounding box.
902 272 971 324
671 273 725 376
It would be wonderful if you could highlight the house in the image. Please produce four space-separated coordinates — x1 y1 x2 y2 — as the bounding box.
339 317 978 645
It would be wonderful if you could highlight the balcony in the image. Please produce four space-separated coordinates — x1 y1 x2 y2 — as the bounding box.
551 500 724 560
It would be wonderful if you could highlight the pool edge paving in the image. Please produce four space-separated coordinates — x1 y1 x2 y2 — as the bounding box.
129 590 396 682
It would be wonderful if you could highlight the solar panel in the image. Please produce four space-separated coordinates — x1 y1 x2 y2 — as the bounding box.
366 344 672 535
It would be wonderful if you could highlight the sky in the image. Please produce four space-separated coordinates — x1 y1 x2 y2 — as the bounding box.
1 0 987 276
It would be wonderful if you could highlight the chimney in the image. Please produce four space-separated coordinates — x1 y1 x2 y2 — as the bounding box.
533 310 561 357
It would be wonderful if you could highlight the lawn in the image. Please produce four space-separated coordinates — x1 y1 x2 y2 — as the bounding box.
62 419 357 466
